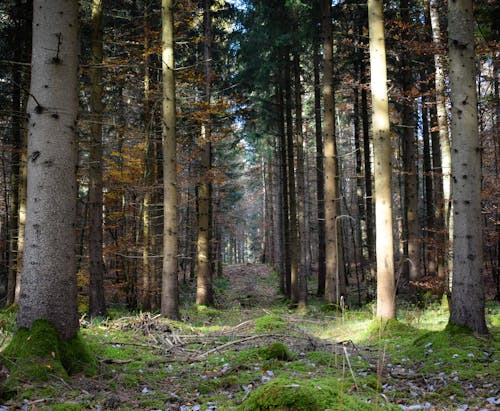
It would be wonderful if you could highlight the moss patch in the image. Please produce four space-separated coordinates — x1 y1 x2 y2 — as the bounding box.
254 315 287 333
260 342 293 361
1 319 96 396
239 377 385 410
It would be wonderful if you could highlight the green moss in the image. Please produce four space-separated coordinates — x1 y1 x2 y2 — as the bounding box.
239 378 321 411
254 315 286 333
239 377 382 411
1 319 96 395
306 351 338 366
260 342 292 361
49 403 83 411
368 318 414 338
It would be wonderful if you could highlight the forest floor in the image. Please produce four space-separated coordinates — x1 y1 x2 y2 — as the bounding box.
0 264 499 410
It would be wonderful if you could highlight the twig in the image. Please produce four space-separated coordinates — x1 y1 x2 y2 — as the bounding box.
196 334 270 358
343 345 359 390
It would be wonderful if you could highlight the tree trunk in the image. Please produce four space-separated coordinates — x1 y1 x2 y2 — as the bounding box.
429 0 451 281
161 0 180 319
447 0 488 335
321 0 339 305
313 31 326 297
141 4 154 310
293 54 308 308
368 0 396 320
196 0 213 306
88 0 107 318
17 0 80 339
284 51 299 306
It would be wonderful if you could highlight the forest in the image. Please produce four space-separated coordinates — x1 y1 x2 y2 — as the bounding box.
0 0 499 409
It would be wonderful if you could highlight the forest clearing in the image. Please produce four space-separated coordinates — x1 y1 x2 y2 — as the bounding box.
1 264 499 410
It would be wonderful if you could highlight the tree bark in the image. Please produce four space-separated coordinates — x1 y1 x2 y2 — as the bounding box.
17 0 80 339
284 51 299 306
447 0 488 335
313 31 326 297
161 0 180 319
196 0 213 306
368 0 396 320
321 0 339 305
293 54 308 308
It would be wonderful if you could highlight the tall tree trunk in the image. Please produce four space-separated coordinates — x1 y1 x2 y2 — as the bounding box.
196 0 213 306
399 0 420 282
17 0 80 339
361 67 375 284
429 0 451 281
293 54 308 308
284 52 299 306
161 0 180 319
141 5 154 310
422 101 434 276
88 0 107 318
313 31 326 297
447 0 488 335
368 0 396 320
277 81 290 296
321 0 339 304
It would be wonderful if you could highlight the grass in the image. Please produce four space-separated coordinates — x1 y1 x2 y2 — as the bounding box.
0 289 498 410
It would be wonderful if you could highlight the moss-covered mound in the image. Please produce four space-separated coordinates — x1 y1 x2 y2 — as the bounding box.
254 315 287 333
260 342 293 361
239 377 380 411
1 319 96 396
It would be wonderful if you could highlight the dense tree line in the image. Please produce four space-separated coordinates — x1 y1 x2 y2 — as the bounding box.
0 0 497 344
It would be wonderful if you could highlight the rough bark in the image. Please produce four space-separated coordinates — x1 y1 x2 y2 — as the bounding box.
368 0 396 320
447 0 488 335
321 0 339 304
161 0 180 319
17 0 80 339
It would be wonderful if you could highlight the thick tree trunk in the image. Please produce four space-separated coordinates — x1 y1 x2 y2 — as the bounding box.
17 0 80 339
368 0 396 320
161 0 180 319
447 0 488 335
88 0 107 318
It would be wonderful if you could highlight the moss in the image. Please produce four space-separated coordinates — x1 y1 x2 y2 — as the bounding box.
368 318 414 338
1 319 96 396
239 377 382 411
239 378 322 411
260 342 293 361
49 403 83 411
254 315 286 333
306 351 337 366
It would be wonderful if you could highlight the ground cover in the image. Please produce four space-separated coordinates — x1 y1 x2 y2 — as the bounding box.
0 264 499 410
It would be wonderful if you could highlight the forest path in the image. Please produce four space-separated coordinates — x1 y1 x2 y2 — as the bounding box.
221 264 280 309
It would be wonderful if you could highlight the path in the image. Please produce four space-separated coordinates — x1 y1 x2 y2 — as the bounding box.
222 264 280 309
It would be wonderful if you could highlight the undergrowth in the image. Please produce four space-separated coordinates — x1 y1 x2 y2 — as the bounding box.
0 279 498 410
